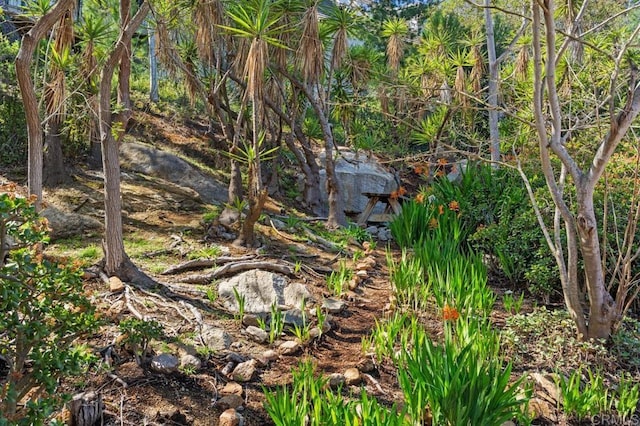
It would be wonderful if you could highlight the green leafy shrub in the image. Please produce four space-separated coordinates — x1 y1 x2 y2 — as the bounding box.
0 190 98 425
118 318 163 363
429 163 560 298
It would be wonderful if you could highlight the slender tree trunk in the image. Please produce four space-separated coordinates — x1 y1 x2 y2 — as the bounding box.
531 0 640 340
149 24 159 103
485 0 500 165
118 0 132 112
98 0 149 277
15 0 74 209
310 87 345 228
43 122 66 186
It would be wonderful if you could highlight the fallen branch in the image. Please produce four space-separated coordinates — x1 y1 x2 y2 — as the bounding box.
178 261 294 284
301 226 342 253
161 255 256 275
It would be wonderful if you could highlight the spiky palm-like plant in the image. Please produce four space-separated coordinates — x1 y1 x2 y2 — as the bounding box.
381 17 408 73
221 0 286 246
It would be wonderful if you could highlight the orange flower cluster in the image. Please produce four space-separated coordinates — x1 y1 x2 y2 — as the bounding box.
413 163 430 176
442 304 460 321
428 217 438 229
438 204 444 215
448 200 460 212
390 186 407 200
415 193 425 204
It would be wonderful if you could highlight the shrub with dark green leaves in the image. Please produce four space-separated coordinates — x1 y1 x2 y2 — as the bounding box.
0 189 98 425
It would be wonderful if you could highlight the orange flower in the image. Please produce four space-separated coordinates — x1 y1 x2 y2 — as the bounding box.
437 158 448 166
448 200 460 212
390 190 399 200
414 165 424 175
438 204 444 215
436 169 445 177
415 193 425 204
442 304 460 321
398 186 407 196
429 217 438 229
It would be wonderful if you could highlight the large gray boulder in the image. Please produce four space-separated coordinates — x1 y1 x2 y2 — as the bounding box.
120 142 227 205
319 149 397 215
218 270 311 314
41 206 103 240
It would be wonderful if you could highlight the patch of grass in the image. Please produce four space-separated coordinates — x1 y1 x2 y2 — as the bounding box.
202 205 221 224
124 233 167 258
79 245 100 262
188 245 223 260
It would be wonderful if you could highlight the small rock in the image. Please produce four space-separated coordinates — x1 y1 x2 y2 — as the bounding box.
528 398 557 422
308 327 322 339
217 394 244 410
530 372 560 403
378 228 392 241
344 368 361 386
501 422 516 426
348 278 359 291
327 373 345 389
355 257 376 271
226 352 246 363
219 408 243 426
109 276 124 293
242 314 261 328
262 349 279 362
357 358 376 373
180 354 202 370
245 326 269 344
232 360 257 382
355 270 368 279
283 308 306 328
220 381 243 397
221 361 236 376
201 326 232 353
278 340 301 355
150 354 179 374
365 226 378 235
322 297 346 314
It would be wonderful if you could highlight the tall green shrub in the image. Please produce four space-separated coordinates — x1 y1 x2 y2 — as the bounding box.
0 188 98 425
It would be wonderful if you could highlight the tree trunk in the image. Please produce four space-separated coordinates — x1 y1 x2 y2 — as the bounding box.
149 24 159 103
98 0 149 277
312 88 345 228
485 0 500 165
118 0 132 112
531 0 640 340
576 188 616 339
15 0 74 209
43 121 67 186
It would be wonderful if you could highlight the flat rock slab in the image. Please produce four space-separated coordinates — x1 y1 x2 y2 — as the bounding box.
120 142 227 204
219 271 310 314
